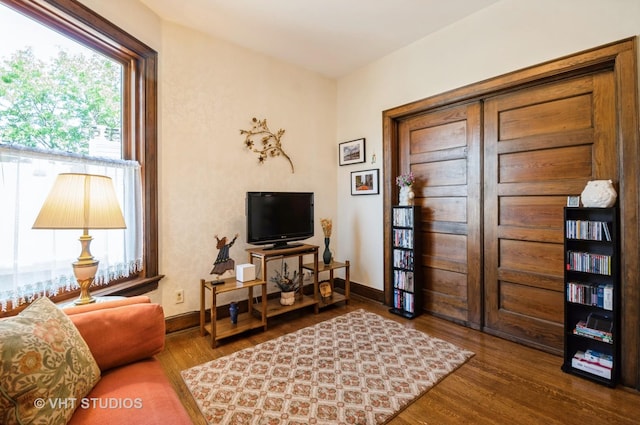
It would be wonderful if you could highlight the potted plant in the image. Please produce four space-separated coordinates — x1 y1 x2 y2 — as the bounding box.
270 263 300 305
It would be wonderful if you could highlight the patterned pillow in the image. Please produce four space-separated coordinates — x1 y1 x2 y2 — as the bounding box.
0 297 101 425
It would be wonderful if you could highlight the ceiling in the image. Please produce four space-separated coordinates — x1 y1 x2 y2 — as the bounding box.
139 0 500 78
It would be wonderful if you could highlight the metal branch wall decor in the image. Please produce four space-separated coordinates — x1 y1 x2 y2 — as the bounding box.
241 117 294 173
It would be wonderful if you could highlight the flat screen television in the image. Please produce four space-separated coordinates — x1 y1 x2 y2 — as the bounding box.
246 191 314 249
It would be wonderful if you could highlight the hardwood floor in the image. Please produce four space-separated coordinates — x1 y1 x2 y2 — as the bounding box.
157 296 640 424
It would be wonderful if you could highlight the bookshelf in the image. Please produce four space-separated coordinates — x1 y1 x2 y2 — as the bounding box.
389 205 421 319
562 207 619 386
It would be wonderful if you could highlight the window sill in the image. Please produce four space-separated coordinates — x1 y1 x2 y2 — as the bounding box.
91 275 165 297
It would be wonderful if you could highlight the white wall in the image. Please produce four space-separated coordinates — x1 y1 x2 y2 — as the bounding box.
79 0 337 317
335 0 640 292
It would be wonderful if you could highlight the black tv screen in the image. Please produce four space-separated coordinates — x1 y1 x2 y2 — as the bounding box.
246 192 314 249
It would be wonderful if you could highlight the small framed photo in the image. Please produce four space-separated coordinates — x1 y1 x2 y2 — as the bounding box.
567 196 580 207
339 138 365 166
351 169 379 195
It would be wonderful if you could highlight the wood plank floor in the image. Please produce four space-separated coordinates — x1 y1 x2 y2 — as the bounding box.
157 296 640 424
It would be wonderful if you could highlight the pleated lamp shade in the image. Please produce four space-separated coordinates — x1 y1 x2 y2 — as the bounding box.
33 173 126 230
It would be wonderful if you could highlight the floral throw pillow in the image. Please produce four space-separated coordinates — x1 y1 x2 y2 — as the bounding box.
0 297 101 425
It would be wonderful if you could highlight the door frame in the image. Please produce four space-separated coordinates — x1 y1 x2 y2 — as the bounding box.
382 37 639 388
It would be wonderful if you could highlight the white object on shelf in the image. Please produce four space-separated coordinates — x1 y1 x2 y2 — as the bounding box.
572 351 612 379
236 263 256 282
581 180 617 208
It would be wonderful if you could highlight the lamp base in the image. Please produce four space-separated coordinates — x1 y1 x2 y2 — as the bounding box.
74 296 97 305
74 280 97 305
73 251 99 305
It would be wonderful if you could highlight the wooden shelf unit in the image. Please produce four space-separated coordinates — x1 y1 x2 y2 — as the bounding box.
199 277 267 348
247 244 319 318
302 260 350 308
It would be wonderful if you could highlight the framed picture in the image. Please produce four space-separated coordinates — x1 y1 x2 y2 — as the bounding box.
351 169 379 195
339 138 366 166
567 196 580 207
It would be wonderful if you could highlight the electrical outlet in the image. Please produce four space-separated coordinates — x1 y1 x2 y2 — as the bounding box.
175 289 184 304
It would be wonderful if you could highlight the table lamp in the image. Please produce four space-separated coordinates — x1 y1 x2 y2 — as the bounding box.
32 173 126 305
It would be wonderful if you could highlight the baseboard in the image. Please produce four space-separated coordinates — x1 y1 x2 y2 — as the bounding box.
164 278 384 333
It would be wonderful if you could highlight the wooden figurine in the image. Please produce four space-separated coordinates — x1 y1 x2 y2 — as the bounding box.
210 234 238 275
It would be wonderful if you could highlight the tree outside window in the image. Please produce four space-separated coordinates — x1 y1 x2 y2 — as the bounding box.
0 0 159 312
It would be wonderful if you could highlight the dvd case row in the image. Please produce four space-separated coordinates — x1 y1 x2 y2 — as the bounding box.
393 229 414 249
567 281 613 310
392 290 415 313
392 207 414 227
393 249 414 269
566 220 611 241
566 251 611 276
393 270 414 292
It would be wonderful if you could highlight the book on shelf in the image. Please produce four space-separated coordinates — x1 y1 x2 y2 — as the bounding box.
574 320 613 343
584 349 613 368
572 350 612 379
603 285 613 310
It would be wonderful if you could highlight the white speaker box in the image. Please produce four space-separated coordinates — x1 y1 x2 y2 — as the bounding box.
236 263 256 282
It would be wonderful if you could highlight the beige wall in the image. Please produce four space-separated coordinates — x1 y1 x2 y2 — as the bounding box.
79 0 640 315
80 0 337 317
335 0 640 292
158 23 336 316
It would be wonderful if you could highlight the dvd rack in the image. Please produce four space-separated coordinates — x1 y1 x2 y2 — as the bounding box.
562 207 619 387
389 205 421 319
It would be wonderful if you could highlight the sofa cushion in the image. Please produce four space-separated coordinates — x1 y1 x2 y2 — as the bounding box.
67 358 193 425
0 297 101 425
67 302 166 372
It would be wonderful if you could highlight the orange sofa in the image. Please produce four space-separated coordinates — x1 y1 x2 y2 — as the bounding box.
63 296 191 425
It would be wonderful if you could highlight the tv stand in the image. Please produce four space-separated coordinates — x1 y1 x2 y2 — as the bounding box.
261 242 303 251
247 244 319 317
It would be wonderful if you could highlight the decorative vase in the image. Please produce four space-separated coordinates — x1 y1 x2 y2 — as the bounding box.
323 237 332 265
229 302 238 324
280 291 295 306
399 185 415 206
580 179 617 208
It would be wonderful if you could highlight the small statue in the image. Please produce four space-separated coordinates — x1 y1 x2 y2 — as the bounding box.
210 234 238 275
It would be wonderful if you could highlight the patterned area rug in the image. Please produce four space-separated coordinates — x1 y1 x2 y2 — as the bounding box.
182 309 474 425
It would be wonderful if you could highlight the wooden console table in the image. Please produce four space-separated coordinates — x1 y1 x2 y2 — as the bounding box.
246 244 319 317
200 277 267 348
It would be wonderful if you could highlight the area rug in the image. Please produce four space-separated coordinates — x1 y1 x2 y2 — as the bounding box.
181 309 474 425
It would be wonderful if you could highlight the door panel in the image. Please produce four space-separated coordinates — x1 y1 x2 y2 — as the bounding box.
484 72 617 353
398 102 482 327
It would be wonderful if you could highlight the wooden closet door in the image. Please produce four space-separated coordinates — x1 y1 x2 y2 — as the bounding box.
398 102 482 327
483 72 617 353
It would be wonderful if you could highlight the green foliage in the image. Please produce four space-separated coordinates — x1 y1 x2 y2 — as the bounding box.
0 47 121 153
269 262 300 293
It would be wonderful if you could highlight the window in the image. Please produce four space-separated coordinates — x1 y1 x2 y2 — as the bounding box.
0 0 159 312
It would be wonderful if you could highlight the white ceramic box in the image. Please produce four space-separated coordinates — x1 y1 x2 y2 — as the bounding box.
236 264 256 282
